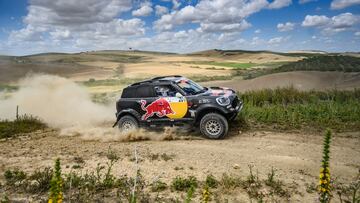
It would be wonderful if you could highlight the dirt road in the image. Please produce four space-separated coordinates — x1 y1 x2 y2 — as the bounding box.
0 129 359 202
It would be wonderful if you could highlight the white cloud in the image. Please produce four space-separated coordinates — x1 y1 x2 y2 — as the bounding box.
330 12 359 28
155 5 169 15
268 36 289 44
268 0 292 9
355 31 360 36
25 0 132 26
302 15 330 27
302 13 359 35
255 29 261 33
199 20 252 33
299 0 317 4
154 0 269 32
132 2 153 17
8 0 146 50
331 0 360 9
50 29 71 40
277 22 295 32
172 0 181 10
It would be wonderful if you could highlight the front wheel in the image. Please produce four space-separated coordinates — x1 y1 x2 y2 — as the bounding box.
118 115 139 132
200 113 228 139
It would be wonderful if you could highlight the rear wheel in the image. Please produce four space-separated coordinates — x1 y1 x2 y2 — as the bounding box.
200 113 228 139
118 115 139 132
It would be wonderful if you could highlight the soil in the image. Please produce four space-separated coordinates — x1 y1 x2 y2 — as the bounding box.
0 129 359 202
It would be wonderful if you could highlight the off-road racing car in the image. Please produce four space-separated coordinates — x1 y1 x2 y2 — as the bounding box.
113 75 243 139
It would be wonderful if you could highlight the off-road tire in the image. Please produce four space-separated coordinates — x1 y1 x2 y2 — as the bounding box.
200 113 228 139
118 115 139 132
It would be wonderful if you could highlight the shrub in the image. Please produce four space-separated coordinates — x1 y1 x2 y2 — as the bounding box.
29 167 53 193
219 174 242 190
205 174 218 188
334 171 360 203
171 176 198 191
4 169 27 186
0 115 47 139
151 180 167 192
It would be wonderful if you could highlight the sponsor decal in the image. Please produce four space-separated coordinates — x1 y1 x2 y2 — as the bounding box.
140 97 188 120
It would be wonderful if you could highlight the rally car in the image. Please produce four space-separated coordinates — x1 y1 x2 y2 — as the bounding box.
113 75 243 139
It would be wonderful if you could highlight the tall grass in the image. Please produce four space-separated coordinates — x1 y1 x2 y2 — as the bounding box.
239 87 360 131
0 115 47 139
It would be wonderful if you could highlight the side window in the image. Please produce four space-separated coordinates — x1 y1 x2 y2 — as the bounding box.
154 85 180 97
121 87 136 98
135 85 155 98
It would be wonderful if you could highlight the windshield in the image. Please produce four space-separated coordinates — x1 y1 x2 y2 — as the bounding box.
176 78 206 95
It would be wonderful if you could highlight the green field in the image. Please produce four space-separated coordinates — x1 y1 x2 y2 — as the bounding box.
239 87 360 132
184 61 257 69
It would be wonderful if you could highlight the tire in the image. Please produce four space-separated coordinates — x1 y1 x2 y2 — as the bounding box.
200 113 228 139
118 115 139 132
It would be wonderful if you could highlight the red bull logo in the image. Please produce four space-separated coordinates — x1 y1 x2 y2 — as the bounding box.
140 98 175 120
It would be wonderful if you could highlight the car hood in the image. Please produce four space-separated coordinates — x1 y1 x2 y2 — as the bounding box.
201 86 236 97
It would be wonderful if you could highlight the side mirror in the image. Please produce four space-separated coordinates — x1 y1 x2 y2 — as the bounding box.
175 92 183 98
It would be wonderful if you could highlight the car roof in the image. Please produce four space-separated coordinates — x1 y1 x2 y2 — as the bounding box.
129 75 186 87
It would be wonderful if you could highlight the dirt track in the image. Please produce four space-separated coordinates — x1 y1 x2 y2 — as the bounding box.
1 129 359 202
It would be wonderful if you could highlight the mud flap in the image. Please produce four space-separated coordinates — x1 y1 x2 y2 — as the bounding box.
112 116 120 128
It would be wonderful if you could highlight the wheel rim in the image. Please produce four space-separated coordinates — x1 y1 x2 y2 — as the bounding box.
205 120 222 137
122 120 136 132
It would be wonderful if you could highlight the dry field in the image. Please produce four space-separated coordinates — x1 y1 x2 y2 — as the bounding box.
0 129 359 202
1 50 360 202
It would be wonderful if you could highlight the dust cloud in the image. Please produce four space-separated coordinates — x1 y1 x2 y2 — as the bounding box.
0 74 190 141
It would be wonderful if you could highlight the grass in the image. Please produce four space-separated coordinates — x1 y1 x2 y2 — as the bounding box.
277 55 360 72
242 55 360 79
0 84 18 92
0 115 47 139
171 176 198 191
239 87 360 132
183 61 257 69
5 159 357 202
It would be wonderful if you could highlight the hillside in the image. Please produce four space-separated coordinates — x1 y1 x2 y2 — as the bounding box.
276 55 360 72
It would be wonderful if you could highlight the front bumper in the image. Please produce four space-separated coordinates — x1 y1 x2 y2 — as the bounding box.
227 100 243 120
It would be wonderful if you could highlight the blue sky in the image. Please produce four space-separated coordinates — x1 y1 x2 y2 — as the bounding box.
0 0 359 55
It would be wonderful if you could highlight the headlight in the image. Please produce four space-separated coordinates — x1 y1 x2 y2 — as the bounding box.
216 96 230 106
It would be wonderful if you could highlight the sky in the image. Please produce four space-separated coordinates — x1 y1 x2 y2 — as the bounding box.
0 0 359 56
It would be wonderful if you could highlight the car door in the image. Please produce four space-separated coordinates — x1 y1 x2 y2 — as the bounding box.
135 85 158 121
151 84 188 120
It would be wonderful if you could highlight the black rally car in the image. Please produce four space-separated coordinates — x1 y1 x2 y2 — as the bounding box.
113 75 243 139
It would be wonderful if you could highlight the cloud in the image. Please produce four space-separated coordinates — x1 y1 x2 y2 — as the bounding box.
199 20 252 33
355 31 360 36
268 0 292 9
331 0 360 9
268 36 289 44
154 0 268 32
50 29 71 40
302 13 359 34
132 2 153 17
8 0 146 53
25 0 132 26
302 15 330 27
172 0 181 10
277 22 295 32
155 5 169 15
299 0 317 4
255 29 261 33
9 25 47 42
